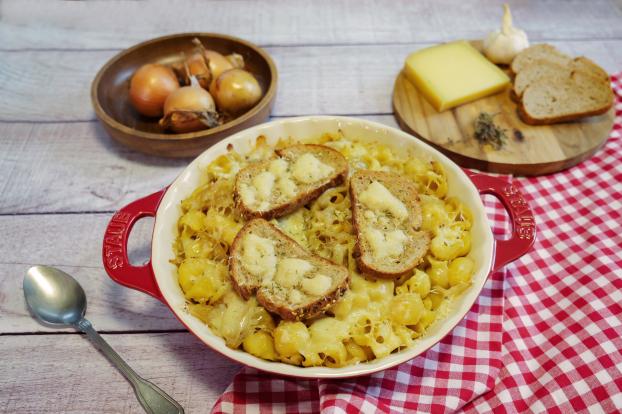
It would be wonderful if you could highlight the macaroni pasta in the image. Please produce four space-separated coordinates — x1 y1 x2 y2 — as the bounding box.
173 132 474 367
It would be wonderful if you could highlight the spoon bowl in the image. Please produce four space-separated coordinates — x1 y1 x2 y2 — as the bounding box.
24 265 86 326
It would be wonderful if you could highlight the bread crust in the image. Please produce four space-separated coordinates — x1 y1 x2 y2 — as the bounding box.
510 44 612 124
517 74 613 125
517 100 612 125
349 170 431 279
228 218 350 321
233 144 348 221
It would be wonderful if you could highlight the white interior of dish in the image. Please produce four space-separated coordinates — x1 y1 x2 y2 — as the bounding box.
152 116 495 378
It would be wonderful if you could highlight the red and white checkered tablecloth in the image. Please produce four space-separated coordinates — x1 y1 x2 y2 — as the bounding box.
211 74 622 414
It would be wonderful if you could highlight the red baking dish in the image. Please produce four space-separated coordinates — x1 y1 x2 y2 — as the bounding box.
102 116 535 378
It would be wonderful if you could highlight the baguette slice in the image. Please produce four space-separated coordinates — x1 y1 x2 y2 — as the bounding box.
510 44 571 74
350 170 431 279
518 71 614 125
229 218 350 321
234 144 348 221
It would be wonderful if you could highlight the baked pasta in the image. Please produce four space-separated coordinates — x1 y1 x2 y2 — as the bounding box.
173 132 474 367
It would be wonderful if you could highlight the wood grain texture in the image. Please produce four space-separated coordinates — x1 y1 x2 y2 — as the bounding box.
0 116 398 214
393 71 616 175
0 213 186 332
0 213 153 269
0 333 240 413
1 1 622 410
1 262 182 333
1 41 621 123
0 122 188 214
1 0 622 50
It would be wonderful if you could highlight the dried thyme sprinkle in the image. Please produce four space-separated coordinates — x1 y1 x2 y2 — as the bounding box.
474 112 507 150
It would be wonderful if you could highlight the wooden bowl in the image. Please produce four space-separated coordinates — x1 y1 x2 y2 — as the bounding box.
91 33 277 158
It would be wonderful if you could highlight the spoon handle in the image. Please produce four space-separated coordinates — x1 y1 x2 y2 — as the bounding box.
76 318 184 414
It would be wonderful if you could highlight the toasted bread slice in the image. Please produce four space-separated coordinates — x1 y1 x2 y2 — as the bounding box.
510 44 571 75
228 218 350 321
234 144 348 221
518 71 614 125
350 170 431 279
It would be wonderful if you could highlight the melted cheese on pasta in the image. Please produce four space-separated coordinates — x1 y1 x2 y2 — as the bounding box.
174 132 474 368
359 181 408 221
274 258 313 288
241 234 277 280
364 228 408 259
292 153 334 183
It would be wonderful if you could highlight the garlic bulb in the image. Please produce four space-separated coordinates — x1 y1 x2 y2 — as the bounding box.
483 4 529 65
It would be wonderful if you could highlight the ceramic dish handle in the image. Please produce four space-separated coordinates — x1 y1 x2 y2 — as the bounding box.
467 172 536 272
102 190 165 301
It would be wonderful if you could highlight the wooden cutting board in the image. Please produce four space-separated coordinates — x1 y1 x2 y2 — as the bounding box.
392 71 615 176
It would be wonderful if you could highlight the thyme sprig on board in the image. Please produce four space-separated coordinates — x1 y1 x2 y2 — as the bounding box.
474 112 507 150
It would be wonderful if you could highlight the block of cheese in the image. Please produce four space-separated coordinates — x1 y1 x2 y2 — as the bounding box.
404 41 510 111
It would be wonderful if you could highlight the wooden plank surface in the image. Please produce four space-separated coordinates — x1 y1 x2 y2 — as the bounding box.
0 213 179 333
1 0 621 50
0 116 398 214
2 0 622 412
1 41 622 122
0 122 188 213
1 262 181 333
0 332 241 413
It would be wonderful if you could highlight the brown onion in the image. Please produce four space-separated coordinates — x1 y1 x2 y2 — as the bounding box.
204 49 234 80
129 64 179 117
159 78 219 133
210 69 262 114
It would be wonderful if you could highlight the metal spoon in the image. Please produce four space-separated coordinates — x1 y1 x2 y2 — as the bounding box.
23 265 184 414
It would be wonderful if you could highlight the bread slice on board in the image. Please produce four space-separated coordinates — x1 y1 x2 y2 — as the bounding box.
234 144 348 221
350 170 431 279
228 218 350 321
572 57 609 82
518 71 614 125
513 59 571 99
513 58 610 100
510 44 571 75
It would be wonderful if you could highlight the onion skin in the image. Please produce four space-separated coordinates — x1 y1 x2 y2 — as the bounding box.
204 50 234 82
186 52 212 89
210 69 262 115
163 85 216 114
159 84 219 133
159 111 218 133
226 53 245 69
129 64 179 117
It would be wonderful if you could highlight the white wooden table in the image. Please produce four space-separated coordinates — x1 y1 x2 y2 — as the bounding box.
1 1 621 412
